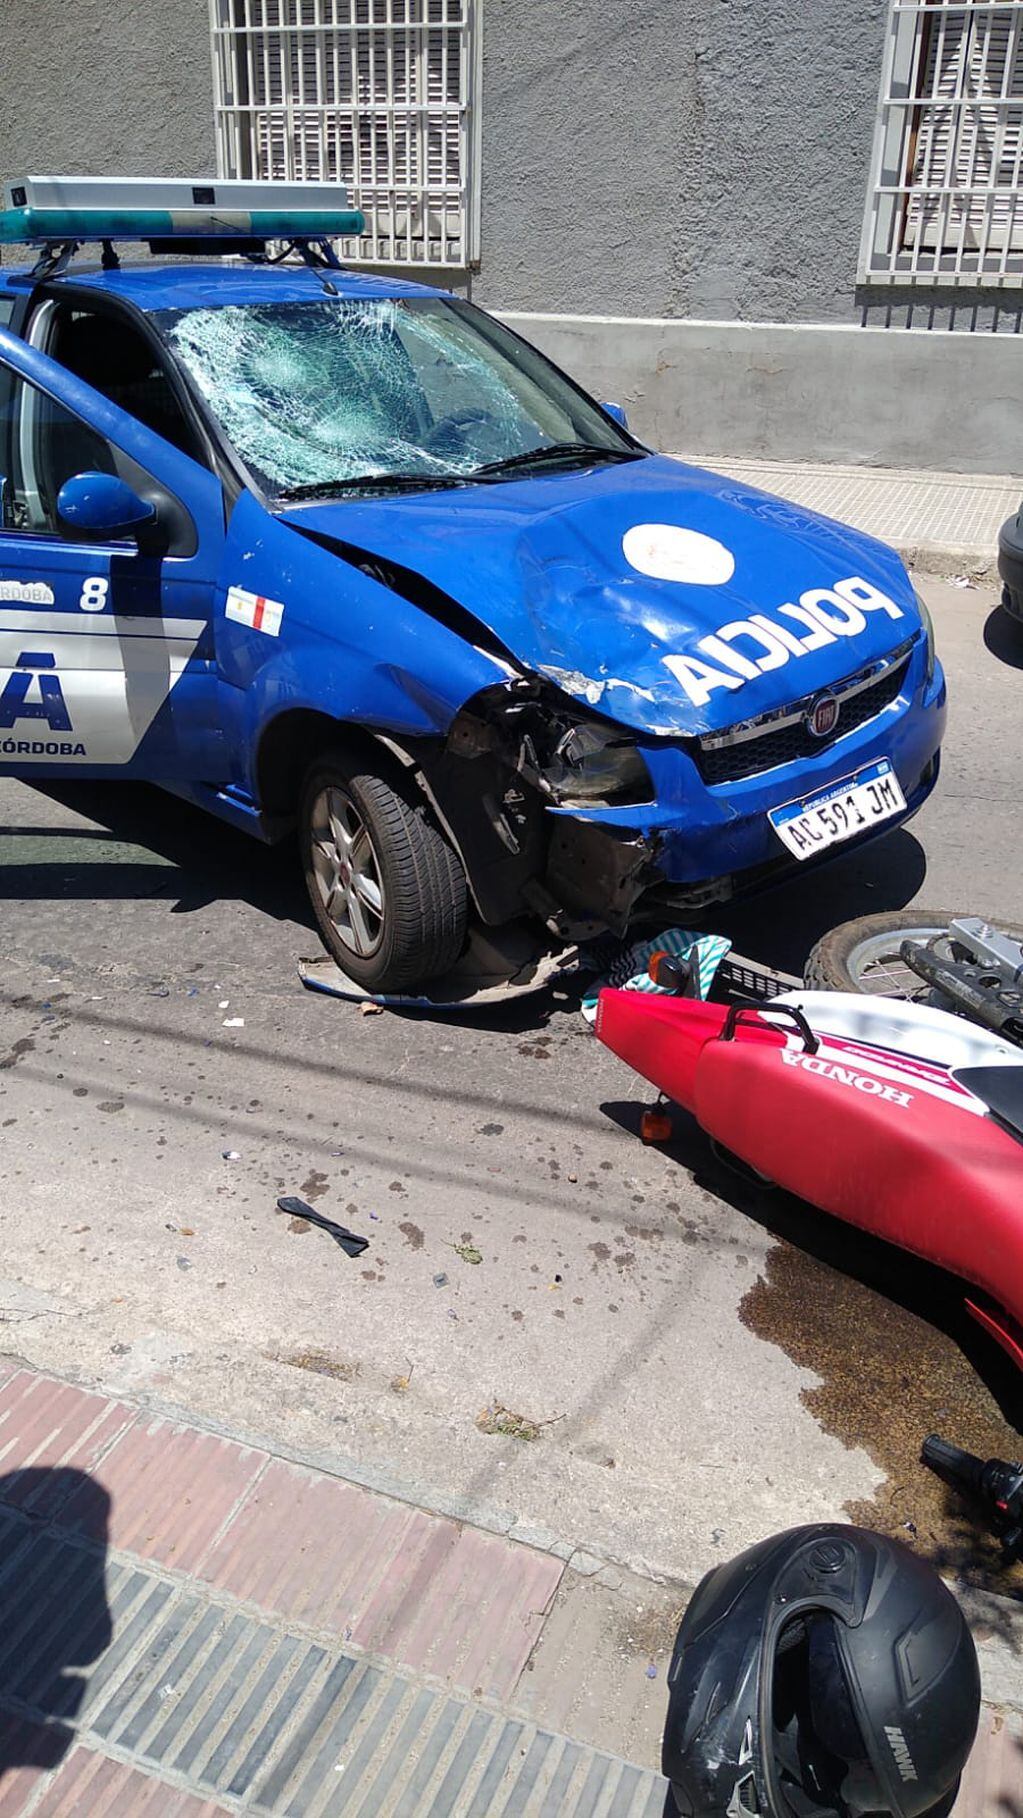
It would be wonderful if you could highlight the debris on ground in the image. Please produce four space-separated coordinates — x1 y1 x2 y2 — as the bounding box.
276 1196 369 1257
433 1272 449 1288
359 1000 384 1017
222 1149 241 1161
452 1242 483 1266
476 1402 545 1441
390 1362 415 1394
640 1109 673 1144
222 1016 245 1028
270 1346 361 1381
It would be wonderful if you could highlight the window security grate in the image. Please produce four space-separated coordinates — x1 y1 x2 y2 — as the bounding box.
210 0 480 268
860 0 1023 285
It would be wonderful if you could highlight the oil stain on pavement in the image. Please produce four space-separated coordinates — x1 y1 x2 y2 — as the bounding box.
741 1222 1023 1589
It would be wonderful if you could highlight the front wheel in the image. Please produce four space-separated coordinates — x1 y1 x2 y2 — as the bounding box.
805 909 1023 998
300 752 468 992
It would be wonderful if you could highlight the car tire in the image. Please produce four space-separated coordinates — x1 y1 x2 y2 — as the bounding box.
300 751 468 992
805 909 1023 997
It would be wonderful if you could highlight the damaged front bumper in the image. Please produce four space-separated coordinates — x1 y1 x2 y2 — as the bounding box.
417 677 661 939
419 641 947 941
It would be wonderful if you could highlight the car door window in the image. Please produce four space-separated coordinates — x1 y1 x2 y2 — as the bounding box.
0 363 196 555
0 368 122 535
0 299 15 331
45 306 204 463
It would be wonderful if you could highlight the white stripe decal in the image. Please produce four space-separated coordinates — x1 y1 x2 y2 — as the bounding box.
820 1034 977 1093
0 609 205 640
795 1035 989 1114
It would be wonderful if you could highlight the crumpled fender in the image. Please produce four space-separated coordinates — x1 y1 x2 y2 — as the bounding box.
214 493 515 784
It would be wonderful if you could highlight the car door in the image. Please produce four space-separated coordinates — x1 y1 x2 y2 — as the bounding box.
0 324 230 779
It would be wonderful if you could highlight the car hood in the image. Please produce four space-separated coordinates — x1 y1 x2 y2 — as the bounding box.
285 454 921 736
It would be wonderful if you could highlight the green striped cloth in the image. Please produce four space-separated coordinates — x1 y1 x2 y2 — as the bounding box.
580 927 731 1024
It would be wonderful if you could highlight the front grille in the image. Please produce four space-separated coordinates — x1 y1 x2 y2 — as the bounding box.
692 653 912 786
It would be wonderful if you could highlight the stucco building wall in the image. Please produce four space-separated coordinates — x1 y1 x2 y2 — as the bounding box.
1 0 1019 468
0 0 216 188
475 0 884 324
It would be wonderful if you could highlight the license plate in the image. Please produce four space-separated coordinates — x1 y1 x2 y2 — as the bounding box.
768 759 906 861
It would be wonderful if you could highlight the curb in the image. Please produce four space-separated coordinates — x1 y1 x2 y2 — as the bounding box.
121 1384 1023 1724
903 542 999 584
10 1349 1023 1723
0 1347 623 1581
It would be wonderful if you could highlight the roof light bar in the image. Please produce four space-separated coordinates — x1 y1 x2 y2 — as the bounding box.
0 176 365 246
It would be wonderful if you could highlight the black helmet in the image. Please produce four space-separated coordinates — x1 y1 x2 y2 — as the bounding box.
662 1524 980 1818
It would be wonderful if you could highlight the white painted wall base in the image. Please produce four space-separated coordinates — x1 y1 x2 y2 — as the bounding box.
501 312 1022 477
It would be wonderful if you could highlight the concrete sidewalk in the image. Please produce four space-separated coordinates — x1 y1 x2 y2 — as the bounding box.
677 455 1020 581
0 1364 1019 1815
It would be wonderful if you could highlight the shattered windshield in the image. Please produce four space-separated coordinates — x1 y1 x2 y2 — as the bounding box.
154 296 638 499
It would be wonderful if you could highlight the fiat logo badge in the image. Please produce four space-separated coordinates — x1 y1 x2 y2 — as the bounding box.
807 693 839 739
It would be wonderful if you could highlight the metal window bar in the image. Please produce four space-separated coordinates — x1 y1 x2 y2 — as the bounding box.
209 0 479 267
859 0 1023 285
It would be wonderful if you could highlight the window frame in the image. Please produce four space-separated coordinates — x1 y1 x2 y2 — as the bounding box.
208 0 482 271
859 0 1023 287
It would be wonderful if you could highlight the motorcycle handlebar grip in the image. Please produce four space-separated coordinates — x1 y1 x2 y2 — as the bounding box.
922 1434 985 1488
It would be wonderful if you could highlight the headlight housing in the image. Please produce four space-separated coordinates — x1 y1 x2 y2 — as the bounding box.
915 590 937 687
540 717 653 804
450 680 655 807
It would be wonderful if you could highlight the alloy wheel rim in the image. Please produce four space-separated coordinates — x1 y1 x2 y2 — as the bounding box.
309 785 386 959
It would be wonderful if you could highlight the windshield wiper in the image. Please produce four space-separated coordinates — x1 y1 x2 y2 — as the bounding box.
277 472 472 503
472 442 643 479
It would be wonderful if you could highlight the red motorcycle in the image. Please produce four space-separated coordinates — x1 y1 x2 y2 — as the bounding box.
596 960 1023 1369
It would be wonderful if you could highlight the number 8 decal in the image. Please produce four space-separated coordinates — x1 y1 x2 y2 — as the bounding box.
80 576 108 613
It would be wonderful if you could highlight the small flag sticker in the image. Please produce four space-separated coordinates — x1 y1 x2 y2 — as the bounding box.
225 585 284 636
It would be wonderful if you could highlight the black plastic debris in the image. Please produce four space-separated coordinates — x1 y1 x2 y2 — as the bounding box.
276 1196 369 1258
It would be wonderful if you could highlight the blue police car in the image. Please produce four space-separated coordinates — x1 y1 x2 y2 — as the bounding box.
0 179 945 991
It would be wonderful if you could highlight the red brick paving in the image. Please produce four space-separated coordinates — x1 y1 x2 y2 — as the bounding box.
200 1456 562 1698
0 1365 1016 1816
0 1373 134 1514
60 1417 265 1572
0 1715 72 1816
27 1745 230 1815
197 1457 414 1626
954 1711 1023 1816
0 1371 561 1700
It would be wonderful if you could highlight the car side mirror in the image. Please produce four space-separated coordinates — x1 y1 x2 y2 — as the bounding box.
601 401 629 430
57 471 158 542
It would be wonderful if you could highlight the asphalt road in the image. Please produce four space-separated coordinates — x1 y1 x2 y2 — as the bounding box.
0 577 1020 1592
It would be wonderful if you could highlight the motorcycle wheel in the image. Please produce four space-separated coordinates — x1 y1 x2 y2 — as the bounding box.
805 910 1023 998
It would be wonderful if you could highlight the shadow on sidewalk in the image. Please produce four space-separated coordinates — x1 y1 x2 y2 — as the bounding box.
0 1469 112 1780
